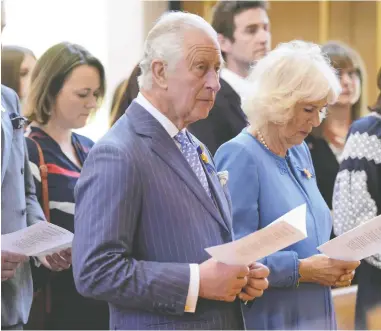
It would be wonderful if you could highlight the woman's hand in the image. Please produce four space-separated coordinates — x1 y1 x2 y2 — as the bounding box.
38 248 72 272
299 254 360 287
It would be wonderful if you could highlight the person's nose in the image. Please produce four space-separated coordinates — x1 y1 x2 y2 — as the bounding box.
86 95 98 109
310 110 321 127
205 69 221 93
257 28 269 45
341 72 352 88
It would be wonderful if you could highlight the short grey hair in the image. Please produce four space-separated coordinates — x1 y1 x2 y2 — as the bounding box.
138 11 219 90
244 40 342 129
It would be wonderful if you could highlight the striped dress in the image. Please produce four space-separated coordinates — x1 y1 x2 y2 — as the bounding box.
25 126 109 330
332 112 381 330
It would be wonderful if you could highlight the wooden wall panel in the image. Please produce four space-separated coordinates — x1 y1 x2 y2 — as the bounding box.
181 0 380 107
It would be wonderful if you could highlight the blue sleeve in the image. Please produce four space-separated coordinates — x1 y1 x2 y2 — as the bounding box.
215 141 299 288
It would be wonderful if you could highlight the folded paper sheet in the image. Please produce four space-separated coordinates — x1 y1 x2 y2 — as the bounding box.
318 214 381 261
205 204 307 265
1 221 73 257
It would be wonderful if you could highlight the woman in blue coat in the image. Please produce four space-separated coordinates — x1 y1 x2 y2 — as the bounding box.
215 40 361 330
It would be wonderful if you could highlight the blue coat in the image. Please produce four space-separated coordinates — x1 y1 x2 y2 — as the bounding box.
215 129 336 330
72 101 244 330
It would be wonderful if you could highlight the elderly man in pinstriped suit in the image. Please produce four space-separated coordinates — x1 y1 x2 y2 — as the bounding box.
72 11 269 330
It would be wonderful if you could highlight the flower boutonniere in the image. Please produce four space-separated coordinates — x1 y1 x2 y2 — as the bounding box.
302 168 313 180
197 145 214 174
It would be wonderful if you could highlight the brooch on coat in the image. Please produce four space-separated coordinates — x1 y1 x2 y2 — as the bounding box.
302 168 313 179
196 145 215 174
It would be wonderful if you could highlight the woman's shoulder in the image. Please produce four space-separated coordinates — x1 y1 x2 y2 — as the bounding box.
72 132 95 150
217 130 263 156
349 113 381 138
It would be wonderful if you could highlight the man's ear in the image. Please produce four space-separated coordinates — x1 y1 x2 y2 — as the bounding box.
218 33 232 55
151 60 168 89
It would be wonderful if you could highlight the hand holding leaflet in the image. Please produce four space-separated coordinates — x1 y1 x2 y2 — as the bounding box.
318 214 381 261
1 221 74 257
205 204 307 265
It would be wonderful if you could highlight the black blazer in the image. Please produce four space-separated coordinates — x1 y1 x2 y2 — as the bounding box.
189 78 248 155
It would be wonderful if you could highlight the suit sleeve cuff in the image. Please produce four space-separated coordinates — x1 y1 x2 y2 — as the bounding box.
184 263 200 313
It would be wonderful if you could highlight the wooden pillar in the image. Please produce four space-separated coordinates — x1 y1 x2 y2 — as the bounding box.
318 0 330 44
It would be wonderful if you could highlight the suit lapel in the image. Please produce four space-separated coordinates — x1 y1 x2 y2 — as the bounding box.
220 78 248 124
128 102 229 232
201 160 232 232
1 103 13 184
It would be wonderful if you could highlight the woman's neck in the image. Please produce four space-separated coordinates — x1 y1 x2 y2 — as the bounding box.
326 103 352 130
31 119 72 147
323 104 352 148
248 125 289 157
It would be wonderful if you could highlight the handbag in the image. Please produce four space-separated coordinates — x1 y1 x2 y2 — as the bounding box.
24 137 52 330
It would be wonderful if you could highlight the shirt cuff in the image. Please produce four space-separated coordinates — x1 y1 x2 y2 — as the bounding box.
184 263 200 313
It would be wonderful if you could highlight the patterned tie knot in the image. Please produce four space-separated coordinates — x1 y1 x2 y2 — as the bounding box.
174 131 190 148
174 130 211 198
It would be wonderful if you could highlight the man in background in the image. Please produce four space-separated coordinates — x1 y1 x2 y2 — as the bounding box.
189 0 271 154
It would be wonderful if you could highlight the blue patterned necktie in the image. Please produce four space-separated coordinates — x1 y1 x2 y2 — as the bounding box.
174 131 212 198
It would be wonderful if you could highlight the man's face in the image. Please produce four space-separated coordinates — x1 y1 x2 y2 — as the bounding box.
221 8 271 68
165 29 222 127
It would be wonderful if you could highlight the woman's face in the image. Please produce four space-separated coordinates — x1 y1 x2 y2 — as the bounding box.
19 53 36 101
52 64 101 129
336 67 359 106
279 99 327 147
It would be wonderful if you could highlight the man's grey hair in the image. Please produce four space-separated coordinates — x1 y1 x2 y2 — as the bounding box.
138 11 219 90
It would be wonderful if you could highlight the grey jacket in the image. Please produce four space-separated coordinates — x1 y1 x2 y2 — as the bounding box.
1 85 45 327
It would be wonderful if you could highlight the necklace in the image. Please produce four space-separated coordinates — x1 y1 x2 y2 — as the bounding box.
257 130 269 150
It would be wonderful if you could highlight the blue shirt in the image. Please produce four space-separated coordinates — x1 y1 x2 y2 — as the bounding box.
215 129 336 330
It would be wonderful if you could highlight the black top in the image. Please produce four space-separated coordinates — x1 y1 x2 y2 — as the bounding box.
188 78 248 155
305 134 339 210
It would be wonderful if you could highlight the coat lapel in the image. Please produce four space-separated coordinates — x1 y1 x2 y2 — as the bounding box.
220 78 248 124
201 159 232 232
1 103 13 184
128 102 229 232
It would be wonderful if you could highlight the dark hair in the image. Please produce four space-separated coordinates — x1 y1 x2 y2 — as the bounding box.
1 45 36 97
109 64 141 127
24 42 106 125
369 67 381 114
212 0 268 59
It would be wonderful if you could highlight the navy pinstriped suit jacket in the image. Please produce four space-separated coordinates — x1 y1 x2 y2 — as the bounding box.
72 102 244 330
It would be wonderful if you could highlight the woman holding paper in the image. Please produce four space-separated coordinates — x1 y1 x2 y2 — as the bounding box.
24 42 109 330
333 67 381 330
215 40 360 330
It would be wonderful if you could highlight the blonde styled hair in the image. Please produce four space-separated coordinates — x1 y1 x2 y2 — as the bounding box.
244 40 341 129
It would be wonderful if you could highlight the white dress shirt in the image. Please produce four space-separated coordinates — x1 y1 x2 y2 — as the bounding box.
135 92 200 313
220 68 252 106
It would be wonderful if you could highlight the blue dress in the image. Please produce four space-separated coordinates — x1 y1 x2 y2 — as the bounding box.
215 129 336 330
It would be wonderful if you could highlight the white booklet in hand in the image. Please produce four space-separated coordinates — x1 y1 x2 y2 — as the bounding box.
1 221 74 257
318 214 381 261
205 204 307 265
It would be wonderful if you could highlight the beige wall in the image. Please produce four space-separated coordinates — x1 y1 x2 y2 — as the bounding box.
183 0 380 109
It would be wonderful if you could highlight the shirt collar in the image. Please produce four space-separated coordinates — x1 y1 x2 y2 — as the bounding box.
135 92 179 138
220 68 252 103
